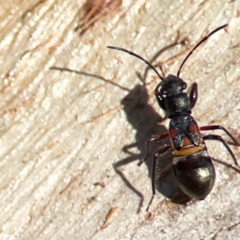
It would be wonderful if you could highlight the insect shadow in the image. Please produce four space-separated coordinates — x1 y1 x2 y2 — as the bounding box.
50 38 191 213
116 76 191 213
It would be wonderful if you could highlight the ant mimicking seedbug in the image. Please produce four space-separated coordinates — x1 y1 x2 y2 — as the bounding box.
108 24 239 211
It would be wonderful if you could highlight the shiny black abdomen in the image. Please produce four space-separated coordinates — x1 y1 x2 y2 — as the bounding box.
173 151 215 200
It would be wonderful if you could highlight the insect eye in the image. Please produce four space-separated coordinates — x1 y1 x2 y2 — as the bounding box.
160 89 166 95
182 82 187 90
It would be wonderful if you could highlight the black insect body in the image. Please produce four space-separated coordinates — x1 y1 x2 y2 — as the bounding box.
108 24 239 210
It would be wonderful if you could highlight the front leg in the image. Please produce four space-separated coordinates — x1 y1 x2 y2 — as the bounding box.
189 82 198 109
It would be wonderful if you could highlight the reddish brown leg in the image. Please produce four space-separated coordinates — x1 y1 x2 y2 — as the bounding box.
146 145 172 211
203 134 238 166
200 125 239 145
189 82 198 109
138 133 169 166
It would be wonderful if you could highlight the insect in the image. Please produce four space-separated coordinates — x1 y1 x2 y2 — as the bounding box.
107 24 239 211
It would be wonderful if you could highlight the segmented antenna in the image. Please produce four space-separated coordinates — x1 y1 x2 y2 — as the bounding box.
107 46 164 81
177 24 228 77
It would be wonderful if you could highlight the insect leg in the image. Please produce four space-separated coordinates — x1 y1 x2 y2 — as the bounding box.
146 145 172 211
203 134 238 166
138 133 169 166
200 125 239 145
189 82 198 109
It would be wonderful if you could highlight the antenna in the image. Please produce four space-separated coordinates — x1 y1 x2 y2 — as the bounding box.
177 24 228 77
107 46 164 81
